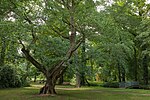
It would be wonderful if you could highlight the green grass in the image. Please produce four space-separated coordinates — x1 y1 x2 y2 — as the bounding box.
0 84 150 100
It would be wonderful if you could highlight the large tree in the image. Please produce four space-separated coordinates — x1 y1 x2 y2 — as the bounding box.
6 0 97 94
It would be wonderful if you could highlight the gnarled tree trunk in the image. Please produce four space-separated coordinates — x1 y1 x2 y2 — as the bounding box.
39 65 67 94
20 0 82 95
39 78 56 94
143 55 149 85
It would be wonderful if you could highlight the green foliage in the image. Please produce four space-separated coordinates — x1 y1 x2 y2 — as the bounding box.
33 36 69 68
0 0 150 90
85 9 135 82
0 65 22 88
89 0 150 83
20 78 30 87
88 81 103 86
103 82 119 88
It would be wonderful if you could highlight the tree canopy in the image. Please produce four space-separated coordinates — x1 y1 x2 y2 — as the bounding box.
0 0 150 95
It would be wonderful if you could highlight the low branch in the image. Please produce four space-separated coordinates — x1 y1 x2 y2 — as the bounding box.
21 48 47 75
19 40 46 75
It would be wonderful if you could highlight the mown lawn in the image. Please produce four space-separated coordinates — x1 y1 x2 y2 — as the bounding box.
0 84 150 100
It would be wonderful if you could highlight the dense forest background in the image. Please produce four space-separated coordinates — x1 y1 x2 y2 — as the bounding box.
0 0 150 94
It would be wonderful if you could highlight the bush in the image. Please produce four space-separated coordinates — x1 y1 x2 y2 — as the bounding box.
127 85 150 90
141 85 150 90
20 78 30 87
0 65 22 88
88 81 103 86
102 82 119 88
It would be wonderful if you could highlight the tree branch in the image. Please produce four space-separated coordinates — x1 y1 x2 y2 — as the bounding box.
24 13 33 24
72 38 83 52
51 26 69 39
21 48 46 75
18 39 26 49
19 39 46 75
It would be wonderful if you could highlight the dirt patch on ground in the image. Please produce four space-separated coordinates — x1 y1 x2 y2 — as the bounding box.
33 94 56 97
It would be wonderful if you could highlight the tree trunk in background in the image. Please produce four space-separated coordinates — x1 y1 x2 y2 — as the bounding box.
34 75 37 82
133 47 138 81
80 32 86 86
76 72 81 88
58 67 67 85
143 55 148 85
117 63 121 82
80 74 86 86
58 75 64 85
122 67 125 82
74 50 81 88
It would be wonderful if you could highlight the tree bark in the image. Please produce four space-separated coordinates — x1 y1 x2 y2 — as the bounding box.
80 74 86 86
80 32 86 86
39 78 56 94
143 55 148 85
34 75 37 82
122 67 125 82
58 75 64 85
117 63 121 82
76 72 81 88
133 47 138 81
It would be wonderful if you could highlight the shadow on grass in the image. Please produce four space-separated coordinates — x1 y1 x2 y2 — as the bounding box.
1 85 150 100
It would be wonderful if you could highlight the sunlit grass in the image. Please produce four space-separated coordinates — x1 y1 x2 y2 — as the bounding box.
0 84 150 100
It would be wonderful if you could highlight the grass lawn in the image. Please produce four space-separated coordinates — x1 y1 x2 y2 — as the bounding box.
0 84 150 100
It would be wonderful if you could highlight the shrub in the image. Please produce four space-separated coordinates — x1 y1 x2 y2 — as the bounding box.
20 78 30 87
141 85 150 90
0 65 22 88
88 81 103 86
127 85 150 90
103 82 119 88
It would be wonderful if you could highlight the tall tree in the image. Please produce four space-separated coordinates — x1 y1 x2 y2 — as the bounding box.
7 0 96 94
104 0 150 83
